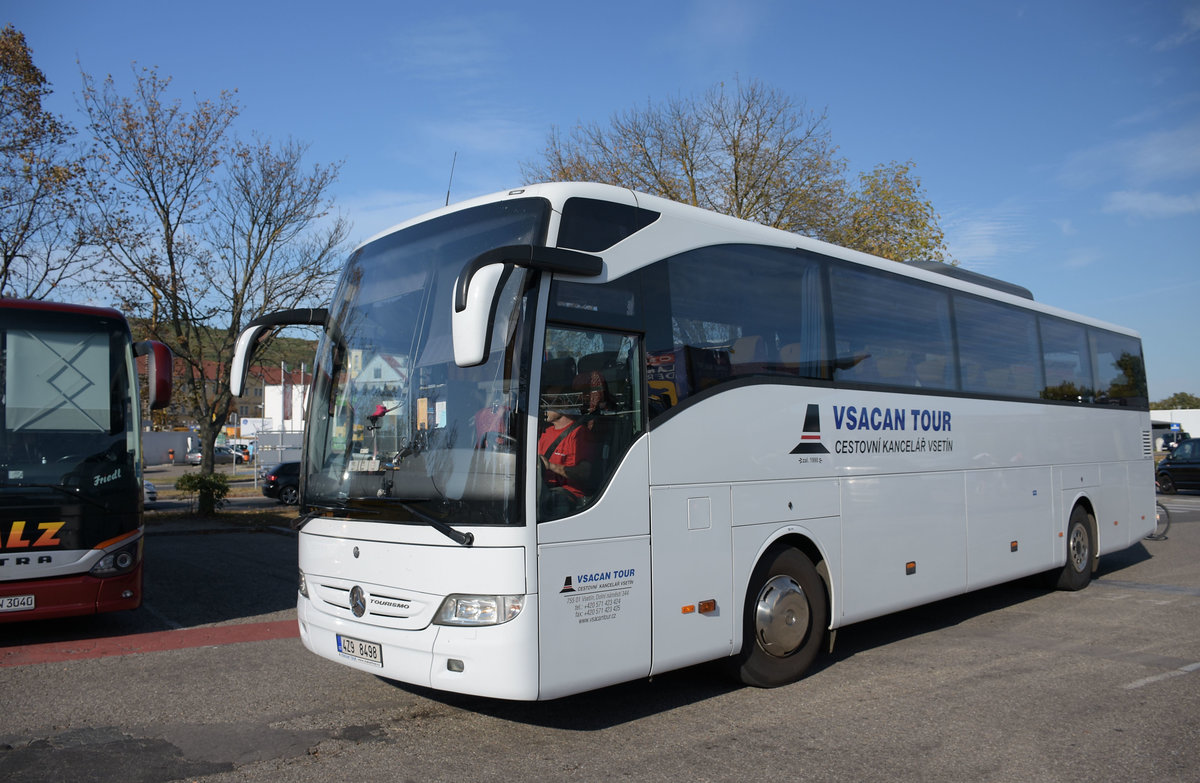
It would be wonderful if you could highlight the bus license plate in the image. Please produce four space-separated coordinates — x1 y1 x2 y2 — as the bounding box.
337 634 383 667
1 594 35 613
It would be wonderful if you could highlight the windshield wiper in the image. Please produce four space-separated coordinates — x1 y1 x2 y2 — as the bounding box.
298 499 383 531
397 500 474 547
306 500 382 516
305 497 472 547
2 482 109 510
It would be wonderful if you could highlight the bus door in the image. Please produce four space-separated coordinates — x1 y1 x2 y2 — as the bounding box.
534 326 653 699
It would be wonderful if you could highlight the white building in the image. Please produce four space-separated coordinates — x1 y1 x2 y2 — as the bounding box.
1151 408 1199 449
260 366 309 434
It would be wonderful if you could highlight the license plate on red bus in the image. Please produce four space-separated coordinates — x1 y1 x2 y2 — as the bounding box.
336 634 383 667
1 594 35 613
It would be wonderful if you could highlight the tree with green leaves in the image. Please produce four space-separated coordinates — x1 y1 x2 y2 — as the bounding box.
78 65 349 513
1152 392 1200 409
0 25 88 298
522 78 951 264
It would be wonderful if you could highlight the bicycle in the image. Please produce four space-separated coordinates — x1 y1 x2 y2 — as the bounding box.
1147 497 1170 541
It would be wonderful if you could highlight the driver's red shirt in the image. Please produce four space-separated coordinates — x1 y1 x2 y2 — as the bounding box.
538 420 597 499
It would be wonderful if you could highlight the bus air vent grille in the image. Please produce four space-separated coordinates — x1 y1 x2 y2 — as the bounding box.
1142 430 1153 458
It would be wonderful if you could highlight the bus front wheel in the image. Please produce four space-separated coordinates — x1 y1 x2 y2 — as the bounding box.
732 546 828 688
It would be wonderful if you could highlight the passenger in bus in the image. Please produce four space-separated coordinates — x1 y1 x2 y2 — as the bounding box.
473 392 512 449
537 388 598 519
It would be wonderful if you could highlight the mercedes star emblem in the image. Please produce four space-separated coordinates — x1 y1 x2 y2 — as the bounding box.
349 585 366 617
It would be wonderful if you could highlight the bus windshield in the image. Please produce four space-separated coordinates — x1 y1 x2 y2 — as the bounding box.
304 198 549 527
0 309 141 546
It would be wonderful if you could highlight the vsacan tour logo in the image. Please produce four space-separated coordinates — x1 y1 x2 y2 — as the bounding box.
790 404 829 454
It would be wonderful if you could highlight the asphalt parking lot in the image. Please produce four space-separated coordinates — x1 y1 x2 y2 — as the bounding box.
1 494 1197 782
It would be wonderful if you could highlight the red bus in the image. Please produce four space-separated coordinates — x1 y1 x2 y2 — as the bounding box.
1 299 171 621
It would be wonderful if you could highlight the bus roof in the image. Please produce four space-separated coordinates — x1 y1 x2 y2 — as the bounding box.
364 181 1141 340
0 297 128 323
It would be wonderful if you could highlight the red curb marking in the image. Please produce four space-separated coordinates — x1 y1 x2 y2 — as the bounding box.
0 619 299 667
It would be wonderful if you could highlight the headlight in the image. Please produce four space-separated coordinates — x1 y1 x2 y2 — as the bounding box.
298 569 309 598
434 594 523 626
89 540 142 577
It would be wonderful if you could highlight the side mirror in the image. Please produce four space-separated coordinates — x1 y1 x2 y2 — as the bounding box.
451 245 603 367
134 341 173 410
230 308 328 397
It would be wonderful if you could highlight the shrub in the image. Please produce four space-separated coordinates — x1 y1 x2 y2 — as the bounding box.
175 471 230 514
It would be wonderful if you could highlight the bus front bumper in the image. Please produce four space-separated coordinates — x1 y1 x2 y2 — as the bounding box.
297 592 541 700
0 565 142 623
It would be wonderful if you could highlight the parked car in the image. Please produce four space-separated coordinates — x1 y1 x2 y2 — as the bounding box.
143 480 157 506
262 461 301 505
1156 437 1200 494
1160 431 1190 452
185 445 244 465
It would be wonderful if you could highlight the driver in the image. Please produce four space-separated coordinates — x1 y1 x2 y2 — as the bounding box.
537 388 597 519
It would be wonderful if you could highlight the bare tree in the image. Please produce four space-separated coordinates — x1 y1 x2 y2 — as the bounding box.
79 65 348 512
0 25 88 299
523 78 950 263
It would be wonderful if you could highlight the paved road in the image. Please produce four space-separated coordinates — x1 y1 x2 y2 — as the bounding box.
1 496 1198 782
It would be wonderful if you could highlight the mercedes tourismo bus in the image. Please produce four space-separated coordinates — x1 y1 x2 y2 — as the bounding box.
231 182 1154 700
0 299 171 621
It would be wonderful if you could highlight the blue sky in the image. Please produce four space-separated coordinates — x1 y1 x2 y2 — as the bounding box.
8 1 1199 399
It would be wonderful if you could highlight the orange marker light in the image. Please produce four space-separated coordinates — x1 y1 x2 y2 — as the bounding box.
681 605 695 614
698 599 717 614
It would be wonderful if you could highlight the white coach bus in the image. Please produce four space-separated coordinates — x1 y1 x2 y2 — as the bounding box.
232 182 1154 700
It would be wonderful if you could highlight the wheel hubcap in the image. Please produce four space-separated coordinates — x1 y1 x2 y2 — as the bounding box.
754 574 811 658
1068 524 1089 572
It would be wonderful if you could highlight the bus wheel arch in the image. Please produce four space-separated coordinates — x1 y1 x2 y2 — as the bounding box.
730 538 830 688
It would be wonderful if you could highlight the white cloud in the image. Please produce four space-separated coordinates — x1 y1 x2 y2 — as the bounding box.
338 188 444 244
1153 5 1200 51
681 0 761 47
942 201 1032 267
1103 190 1200 218
1059 121 1200 189
392 16 506 83
1064 248 1101 269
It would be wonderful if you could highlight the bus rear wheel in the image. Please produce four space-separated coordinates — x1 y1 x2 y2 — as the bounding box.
1053 505 1094 591
732 546 828 688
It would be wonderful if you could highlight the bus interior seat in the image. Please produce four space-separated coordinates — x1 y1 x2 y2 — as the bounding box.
577 351 617 374
779 342 830 379
541 357 577 394
1009 364 1038 397
730 335 765 365
873 351 915 385
982 367 1015 394
916 356 950 388
780 342 804 372
685 344 732 390
574 351 635 485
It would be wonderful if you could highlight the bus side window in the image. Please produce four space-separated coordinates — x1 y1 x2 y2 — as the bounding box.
829 265 954 390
